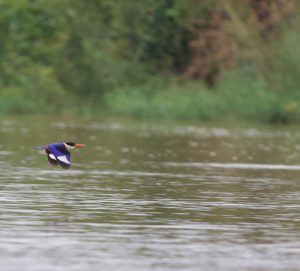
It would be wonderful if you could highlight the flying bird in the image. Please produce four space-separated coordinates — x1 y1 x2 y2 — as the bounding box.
34 142 86 169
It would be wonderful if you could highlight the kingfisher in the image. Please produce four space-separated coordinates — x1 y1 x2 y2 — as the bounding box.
34 142 86 169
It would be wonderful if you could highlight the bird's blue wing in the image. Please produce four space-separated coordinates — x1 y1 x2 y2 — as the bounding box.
48 143 71 169
57 155 71 169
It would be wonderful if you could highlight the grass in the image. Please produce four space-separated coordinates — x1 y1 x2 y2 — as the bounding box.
104 70 300 124
1 68 300 124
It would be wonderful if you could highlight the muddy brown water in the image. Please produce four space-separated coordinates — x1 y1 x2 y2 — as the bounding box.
0 116 299 271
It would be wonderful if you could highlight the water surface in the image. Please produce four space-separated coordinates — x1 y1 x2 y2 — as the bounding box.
0 116 299 271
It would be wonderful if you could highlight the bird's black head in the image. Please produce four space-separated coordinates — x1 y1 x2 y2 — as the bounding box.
64 142 86 149
65 142 75 147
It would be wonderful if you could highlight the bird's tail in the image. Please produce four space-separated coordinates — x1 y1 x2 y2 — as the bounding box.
33 145 48 149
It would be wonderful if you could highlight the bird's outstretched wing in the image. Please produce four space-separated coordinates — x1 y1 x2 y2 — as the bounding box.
45 149 59 167
56 155 71 169
48 143 71 169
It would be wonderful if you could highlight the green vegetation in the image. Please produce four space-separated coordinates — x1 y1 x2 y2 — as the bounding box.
105 70 300 123
0 0 300 123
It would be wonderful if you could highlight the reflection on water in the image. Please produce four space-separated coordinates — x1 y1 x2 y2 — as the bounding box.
0 117 300 271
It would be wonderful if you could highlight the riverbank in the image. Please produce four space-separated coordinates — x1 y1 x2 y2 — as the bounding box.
1 71 300 124
104 72 299 124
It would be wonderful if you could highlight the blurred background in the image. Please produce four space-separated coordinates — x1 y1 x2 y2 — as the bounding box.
1 0 300 123
1 2 300 271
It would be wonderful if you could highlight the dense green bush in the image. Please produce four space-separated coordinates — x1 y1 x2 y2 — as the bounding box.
105 68 300 123
0 0 300 123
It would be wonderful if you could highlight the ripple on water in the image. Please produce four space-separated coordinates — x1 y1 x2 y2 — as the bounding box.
1 119 300 271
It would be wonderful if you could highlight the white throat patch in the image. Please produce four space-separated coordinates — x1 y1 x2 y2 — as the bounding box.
64 143 75 150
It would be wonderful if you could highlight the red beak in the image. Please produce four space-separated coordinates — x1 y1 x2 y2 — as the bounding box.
75 143 86 148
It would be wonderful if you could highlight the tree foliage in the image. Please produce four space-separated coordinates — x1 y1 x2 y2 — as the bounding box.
0 0 299 117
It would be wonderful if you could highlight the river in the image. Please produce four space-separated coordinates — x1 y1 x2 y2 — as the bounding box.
0 116 299 271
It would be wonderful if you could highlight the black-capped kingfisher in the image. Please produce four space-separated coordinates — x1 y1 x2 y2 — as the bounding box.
34 142 86 169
